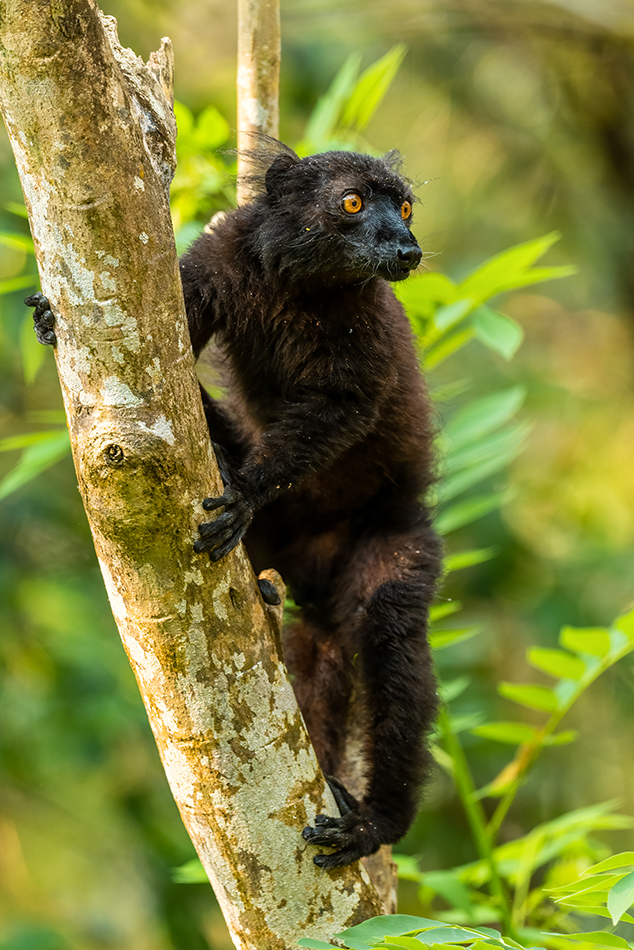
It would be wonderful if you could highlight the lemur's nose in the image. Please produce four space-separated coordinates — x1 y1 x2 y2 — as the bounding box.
398 247 422 269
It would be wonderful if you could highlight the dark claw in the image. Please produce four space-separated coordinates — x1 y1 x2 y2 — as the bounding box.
303 776 380 869
195 489 252 560
25 291 57 346
257 577 282 606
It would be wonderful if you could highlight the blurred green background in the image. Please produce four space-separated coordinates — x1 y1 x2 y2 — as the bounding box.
2 0 634 947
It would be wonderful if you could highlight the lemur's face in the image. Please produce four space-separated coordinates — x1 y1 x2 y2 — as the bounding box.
261 150 422 285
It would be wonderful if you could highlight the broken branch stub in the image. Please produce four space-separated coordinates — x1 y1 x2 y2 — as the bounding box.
0 0 382 947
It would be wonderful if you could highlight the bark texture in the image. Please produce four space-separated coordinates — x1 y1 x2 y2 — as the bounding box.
236 0 281 202
0 2 382 947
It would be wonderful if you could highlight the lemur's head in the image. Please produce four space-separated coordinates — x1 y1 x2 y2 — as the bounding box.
253 147 422 285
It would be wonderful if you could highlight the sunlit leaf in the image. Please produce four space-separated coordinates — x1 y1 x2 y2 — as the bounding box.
544 729 578 746
0 230 34 252
340 45 407 132
429 601 462 622
471 721 538 745
298 941 337 949
472 307 524 360
497 682 559 712
543 933 630 949
582 853 634 876
435 491 511 535
430 626 482 651
613 608 634 643
527 647 587 681
444 548 497 572
0 274 36 295
607 870 634 924
437 450 519 503
423 327 476 371
334 916 444 950
397 271 457 317
434 298 474 333
443 422 530 477
172 858 207 883
443 387 526 449
0 430 70 500
559 627 611 658
303 53 362 145
439 676 471 703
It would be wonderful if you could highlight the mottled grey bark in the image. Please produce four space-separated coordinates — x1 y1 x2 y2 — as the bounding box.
0 2 383 946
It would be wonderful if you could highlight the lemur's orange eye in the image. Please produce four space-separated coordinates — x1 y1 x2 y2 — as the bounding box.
401 200 412 221
342 193 363 214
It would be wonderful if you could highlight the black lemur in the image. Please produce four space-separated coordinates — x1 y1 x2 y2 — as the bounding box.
27 145 442 871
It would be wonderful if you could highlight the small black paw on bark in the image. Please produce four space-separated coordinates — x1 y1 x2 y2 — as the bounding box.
25 292 56 346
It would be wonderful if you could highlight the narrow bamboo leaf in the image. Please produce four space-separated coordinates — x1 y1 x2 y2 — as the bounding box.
559 627 611 658
549 873 624 898
439 676 471 703
433 298 474 333
543 729 578 746
444 548 497 572
4 201 29 218
613 608 634 643
0 431 70 500
397 271 457 317
546 933 630 949
26 410 67 425
429 626 482 650
472 307 524 360
471 721 537 745
334 916 444 950
383 938 430 950
555 905 634 924
304 53 362 144
527 647 587 681
20 310 47 383
429 601 462 622
437 450 519 504
415 927 483 944
443 422 530 476
607 870 634 924
448 712 486 734
430 378 471 404
455 232 568 303
498 682 559 712
436 491 512 535
0 274 36 295
423 327 475 371
0 230 34 252
172 858 207 883
0 429 68 452
340 45 407 131
582 854 634 876
443 387 526 449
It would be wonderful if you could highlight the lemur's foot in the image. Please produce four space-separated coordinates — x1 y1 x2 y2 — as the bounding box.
302 775 381 869
25 292 56 346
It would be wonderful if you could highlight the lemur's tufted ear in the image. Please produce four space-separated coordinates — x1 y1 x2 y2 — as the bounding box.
265 152 299 197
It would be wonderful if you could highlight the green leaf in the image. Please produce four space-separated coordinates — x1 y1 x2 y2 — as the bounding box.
497 682 559 712
439 676 471 703
423 327 476 371
443 422 530 477
544 729 578 746
435 491 510 535
443 387 526 450
303 53 362 145
429 601 462 622
0 230 34 253
20 309 47 383
456 232 573 304
434 298 474 333
472 307 524 360
546 933 630 949
172 858 208 883
334 916 444 950
429 626 482 651
4 200 29 218
583 853 634 876
607 870 634 924
0 430 70 500
470 721 538 745
414 927 485 945
437 450 519 504
382 938 429 950
340 45 407 132
194 105 230 150
0 274 37 295
397 271 457 317
0 429 68 452
444 548 497 572
527 647 587 681
613 608 634 642
559 627 611 658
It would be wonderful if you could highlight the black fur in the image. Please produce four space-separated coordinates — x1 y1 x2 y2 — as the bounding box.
181 146 443 869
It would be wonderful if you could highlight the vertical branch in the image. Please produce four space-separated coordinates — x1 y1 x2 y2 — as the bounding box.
236 0 281 203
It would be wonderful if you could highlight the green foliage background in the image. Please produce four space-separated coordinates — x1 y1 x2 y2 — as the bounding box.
2 2 634 949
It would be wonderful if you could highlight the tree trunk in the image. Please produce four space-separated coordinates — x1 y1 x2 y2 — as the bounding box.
0 2 382 947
